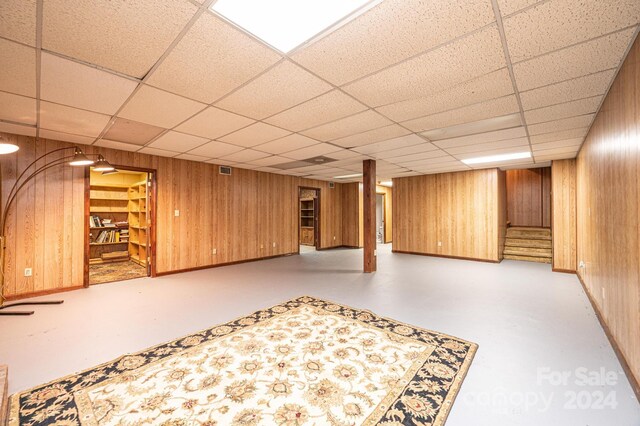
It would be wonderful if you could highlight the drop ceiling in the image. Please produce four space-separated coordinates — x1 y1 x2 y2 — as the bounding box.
0 0 638 182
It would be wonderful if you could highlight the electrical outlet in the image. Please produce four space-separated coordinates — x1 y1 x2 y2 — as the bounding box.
260 244 264 249
174 209 180 217
272 242 276 248
437 241 442 247
374 249 377 256
24 268 32 277
579 261 585 269
212 248 217 255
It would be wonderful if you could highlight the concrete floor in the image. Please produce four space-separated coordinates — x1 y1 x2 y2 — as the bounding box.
0 244 638 425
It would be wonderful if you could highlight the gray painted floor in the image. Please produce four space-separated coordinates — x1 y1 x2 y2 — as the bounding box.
1 244 638 425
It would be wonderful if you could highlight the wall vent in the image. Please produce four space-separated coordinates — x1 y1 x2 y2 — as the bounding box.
219 166 232 175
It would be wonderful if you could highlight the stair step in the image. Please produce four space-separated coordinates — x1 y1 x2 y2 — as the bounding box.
506 227 551 240
504 254 552 264
505 238 552 249
503 248 552 257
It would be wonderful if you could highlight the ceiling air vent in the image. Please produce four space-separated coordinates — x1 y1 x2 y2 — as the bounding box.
219 166 232 175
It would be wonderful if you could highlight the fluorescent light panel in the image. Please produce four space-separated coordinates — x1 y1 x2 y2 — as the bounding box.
334 173 362 179
462 152 531 165
211 0 377 53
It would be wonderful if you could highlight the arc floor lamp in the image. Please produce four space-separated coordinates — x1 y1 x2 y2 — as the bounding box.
0 135 115 316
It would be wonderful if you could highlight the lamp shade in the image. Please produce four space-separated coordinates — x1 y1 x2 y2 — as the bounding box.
0 136 19 154
93 154 115 172
69 148 94 166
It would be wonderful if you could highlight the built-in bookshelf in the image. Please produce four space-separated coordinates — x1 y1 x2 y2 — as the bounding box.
128 179 148 267
300 198 315 246
89 183 130 264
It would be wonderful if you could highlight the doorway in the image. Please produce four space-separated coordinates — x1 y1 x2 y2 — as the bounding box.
376 193 385 244
85 167 156 285
299 187 320 252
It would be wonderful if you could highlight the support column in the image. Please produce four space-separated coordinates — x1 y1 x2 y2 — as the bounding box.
363 159 376 273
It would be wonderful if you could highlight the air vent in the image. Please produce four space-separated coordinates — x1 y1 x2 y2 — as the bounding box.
329 182 335 189
219 166 232 175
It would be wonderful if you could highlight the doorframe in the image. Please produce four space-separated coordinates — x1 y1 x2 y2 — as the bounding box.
298 186 321 250
375 192 386 244
83 165 158 287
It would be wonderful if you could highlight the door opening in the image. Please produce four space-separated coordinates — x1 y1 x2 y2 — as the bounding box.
299 187 320 253
86 167 156 285
376 193 385 244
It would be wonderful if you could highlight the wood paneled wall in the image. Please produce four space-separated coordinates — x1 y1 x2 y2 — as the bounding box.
497 170 507 261
0 133 345 299
576 35 640 391
341 182 360 247
552 159 577 272
506 167 551 227
392 169 502 262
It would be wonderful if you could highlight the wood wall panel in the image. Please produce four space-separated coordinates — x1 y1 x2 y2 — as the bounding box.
497 170 507 261
0 133 345 299
506 168 551 227
552 159 577 272
392 169 501 261
341 182 360 247
576 35 640 390
376 185 393 243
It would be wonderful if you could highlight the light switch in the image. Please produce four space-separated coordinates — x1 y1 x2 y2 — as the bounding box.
174 210 180 217
24 268 32 277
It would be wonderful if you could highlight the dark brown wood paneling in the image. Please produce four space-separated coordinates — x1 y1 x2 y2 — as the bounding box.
506 167 551 227
576 35 640 395
363 160 376 272
552 159 577 272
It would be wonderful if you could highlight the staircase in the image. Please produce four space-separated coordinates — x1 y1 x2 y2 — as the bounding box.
503 227 552 263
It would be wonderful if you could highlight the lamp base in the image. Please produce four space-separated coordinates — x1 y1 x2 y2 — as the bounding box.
0 300 64 316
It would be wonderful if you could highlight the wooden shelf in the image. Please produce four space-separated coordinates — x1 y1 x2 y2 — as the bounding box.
301 226 314 229
90 197 128 201
90 241 128 246
90 208 128 213
90 183 130 189
90 226 127 230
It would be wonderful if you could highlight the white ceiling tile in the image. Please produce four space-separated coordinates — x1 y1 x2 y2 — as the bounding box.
342 26 507 107
468 158 532 169
434 127 527 149
253 166 282 173
218 122 291 148
147 13 281 103
520 69 616 110
147 130 209 152
497 0 542 16
137 147 179 158
38 129 95 145
175 153 211 162
328 149 365 160
504 0 640 63
421 113 523 141
353 134 425 155
330 125 412 148
445 137 530 155
42 0 197 78
246 155 291 167
291 0 495 86
119 85 206 128
528 114 595 135
215 60 332 120
534 152 577 161
264 90 367 132
40 101 111 137
253 134 319 155
0 91 36 125
532 138 584 151
387 149 452 163
94 139 141 151
301 110 392 142
400 155 460 168
532 145 580 156
188 141 244 158
103 118 166 145
513 28 636 91
219 149 270 163
529 127 589 144
175 106 254 140
376 69 514 122
283 143 341 160
412 163 470 174
0 122 36 137
0 0 36 46
371 141 439 159
0 39 36 97
524 96 602 125
402 95 520 132
41 53 138 115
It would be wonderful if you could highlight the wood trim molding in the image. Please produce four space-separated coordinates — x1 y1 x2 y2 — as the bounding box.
0 365 7 426
552 268 576 274
392 250 500 264
576 272 640 401
155 253 297 276
3 285 84 302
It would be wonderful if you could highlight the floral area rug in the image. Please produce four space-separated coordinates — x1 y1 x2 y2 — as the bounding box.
9 296 477 425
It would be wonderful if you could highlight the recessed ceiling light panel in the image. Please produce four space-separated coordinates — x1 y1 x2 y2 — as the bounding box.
462 152 531 165
211 0 380 53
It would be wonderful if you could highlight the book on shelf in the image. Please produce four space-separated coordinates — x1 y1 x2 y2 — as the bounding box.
90 215 102 228
94 229 123 244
